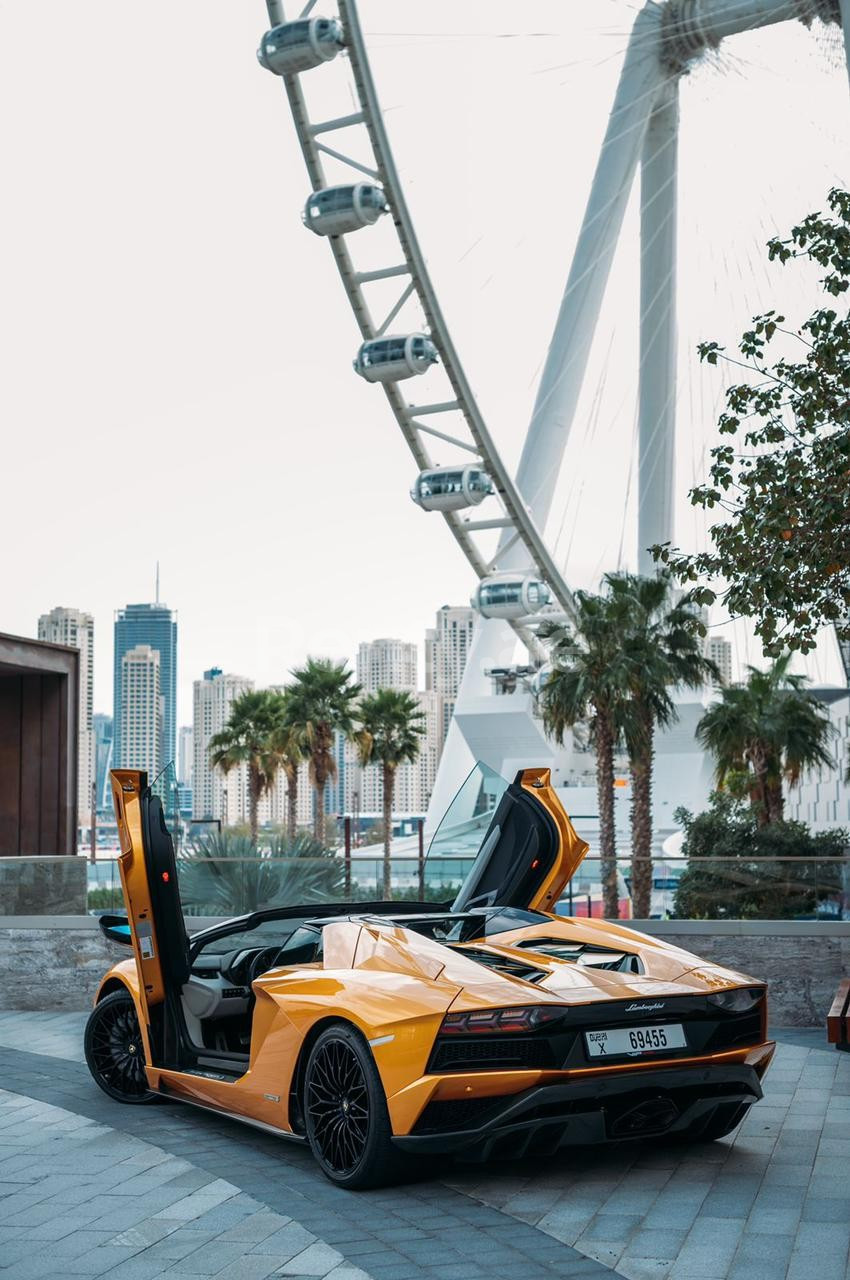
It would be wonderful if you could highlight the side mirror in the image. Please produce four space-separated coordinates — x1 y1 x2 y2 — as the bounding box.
99 914 133 946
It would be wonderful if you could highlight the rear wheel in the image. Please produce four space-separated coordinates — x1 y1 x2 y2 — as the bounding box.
304 1023 404 1189
84 990 156 1104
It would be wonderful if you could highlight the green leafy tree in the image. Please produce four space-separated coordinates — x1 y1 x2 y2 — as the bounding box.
357 689 425 899
696 655 833 826
673 793 848 920
539 592 632 918
208 689 282 845
179 829 343 916
607 572 717 919
284 657 361 847
655 189 850 658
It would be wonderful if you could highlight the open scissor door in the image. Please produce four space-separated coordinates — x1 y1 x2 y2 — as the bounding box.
451 767 589 915
110 768 190 1066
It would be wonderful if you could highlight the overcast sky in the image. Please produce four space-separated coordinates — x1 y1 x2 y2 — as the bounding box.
1 2 847 723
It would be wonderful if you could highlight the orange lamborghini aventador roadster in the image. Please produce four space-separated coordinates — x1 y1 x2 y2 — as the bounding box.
85 764 774 1188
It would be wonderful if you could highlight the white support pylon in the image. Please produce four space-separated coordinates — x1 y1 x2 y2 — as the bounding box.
428 0 843 828
638 77 679 574
840 0 850 87
426 4 670 825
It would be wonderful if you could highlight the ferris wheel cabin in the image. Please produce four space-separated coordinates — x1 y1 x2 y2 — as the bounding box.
472 573 552 620
411 465 493 512
303 184 388 236
256 18 343 75
353 335 438 383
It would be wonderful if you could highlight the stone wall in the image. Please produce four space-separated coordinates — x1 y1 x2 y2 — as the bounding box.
0 858 86 915
629 921 850 1027
0 916 847 1024
0 916 222 1012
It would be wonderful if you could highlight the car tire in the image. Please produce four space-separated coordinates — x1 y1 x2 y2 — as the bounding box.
303 1022 405 1189
84 990 157 1105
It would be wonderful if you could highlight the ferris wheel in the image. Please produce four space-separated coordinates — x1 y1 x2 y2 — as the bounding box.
255 0 849 821
256 0 576 647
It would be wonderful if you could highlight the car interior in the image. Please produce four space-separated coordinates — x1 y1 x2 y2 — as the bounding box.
120 772 587 1082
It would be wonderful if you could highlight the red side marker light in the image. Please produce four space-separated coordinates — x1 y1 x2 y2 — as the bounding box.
531 859 539 869
161 871 170 882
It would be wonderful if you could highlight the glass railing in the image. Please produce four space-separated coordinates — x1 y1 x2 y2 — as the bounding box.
3 854 850 922
83 854 476 917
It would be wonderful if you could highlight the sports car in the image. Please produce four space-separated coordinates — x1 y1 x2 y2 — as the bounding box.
85 765 774 1188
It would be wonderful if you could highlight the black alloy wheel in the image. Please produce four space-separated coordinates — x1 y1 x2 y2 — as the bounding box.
304 1023 404 1188
84 990 156 1104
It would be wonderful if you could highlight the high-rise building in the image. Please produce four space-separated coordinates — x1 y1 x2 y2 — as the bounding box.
357 638 417 694
178 725 194 787
415 689 443 812
705 636 733 687
260 759 314 831
114 602 177 771
38 607 95 825
357 639 422 814
192 668 253 824
324 731 358 827
121 645 161 778
93 713 114 812
425 605 475 746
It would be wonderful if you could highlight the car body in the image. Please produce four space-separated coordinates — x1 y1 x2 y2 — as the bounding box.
85 765 774 1188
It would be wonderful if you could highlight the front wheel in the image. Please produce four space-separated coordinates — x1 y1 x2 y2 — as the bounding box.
84 990 156 1104
304 1023 404 1189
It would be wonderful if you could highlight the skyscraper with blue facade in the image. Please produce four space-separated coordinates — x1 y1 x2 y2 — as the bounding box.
113 602 177 772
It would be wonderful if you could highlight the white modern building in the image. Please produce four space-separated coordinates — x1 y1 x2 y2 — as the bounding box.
705 636 733 687
121 645 161 780
38 606 95 826
192 668 253 825
357 638 420 814
787 690 850 832
416 688 443 813
357 638 417 694
425 606 475 749
260 758 314 832
178 725 194 788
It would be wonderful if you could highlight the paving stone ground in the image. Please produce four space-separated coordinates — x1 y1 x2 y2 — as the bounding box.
0 1014 848 1280
449 1030 850 1280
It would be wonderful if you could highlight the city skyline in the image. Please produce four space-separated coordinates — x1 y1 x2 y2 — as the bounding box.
188 608 475 827
37 606 94 826
113 601 178 771
29 588 474 748
37 595 476 824
5 6 845 734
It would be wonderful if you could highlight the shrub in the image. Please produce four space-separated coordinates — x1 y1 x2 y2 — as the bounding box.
673 792 848 919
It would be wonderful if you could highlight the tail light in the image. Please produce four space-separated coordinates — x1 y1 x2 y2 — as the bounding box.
707 987 764 1013
439 1006 566 1035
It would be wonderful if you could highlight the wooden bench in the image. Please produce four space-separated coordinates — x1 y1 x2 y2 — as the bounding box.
827 978 850 1052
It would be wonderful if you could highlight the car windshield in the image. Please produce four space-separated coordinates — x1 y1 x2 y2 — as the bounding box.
193 917 314 956
426 761 509 860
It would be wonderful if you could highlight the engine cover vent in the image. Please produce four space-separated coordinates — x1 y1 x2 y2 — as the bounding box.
514 938 643 974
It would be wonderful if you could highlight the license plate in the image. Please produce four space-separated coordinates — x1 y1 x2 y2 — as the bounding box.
584 1023 687 1058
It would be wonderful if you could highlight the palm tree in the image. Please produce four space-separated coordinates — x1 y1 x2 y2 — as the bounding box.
357 689 426 899
606 572 718 919
284 657 361 847
269 693 304 842
539 592 631 918
697 655 832 826
180 828 344 915
208 689 282 845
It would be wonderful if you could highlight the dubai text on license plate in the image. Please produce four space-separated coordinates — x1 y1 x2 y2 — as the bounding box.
584 1023 687 1058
